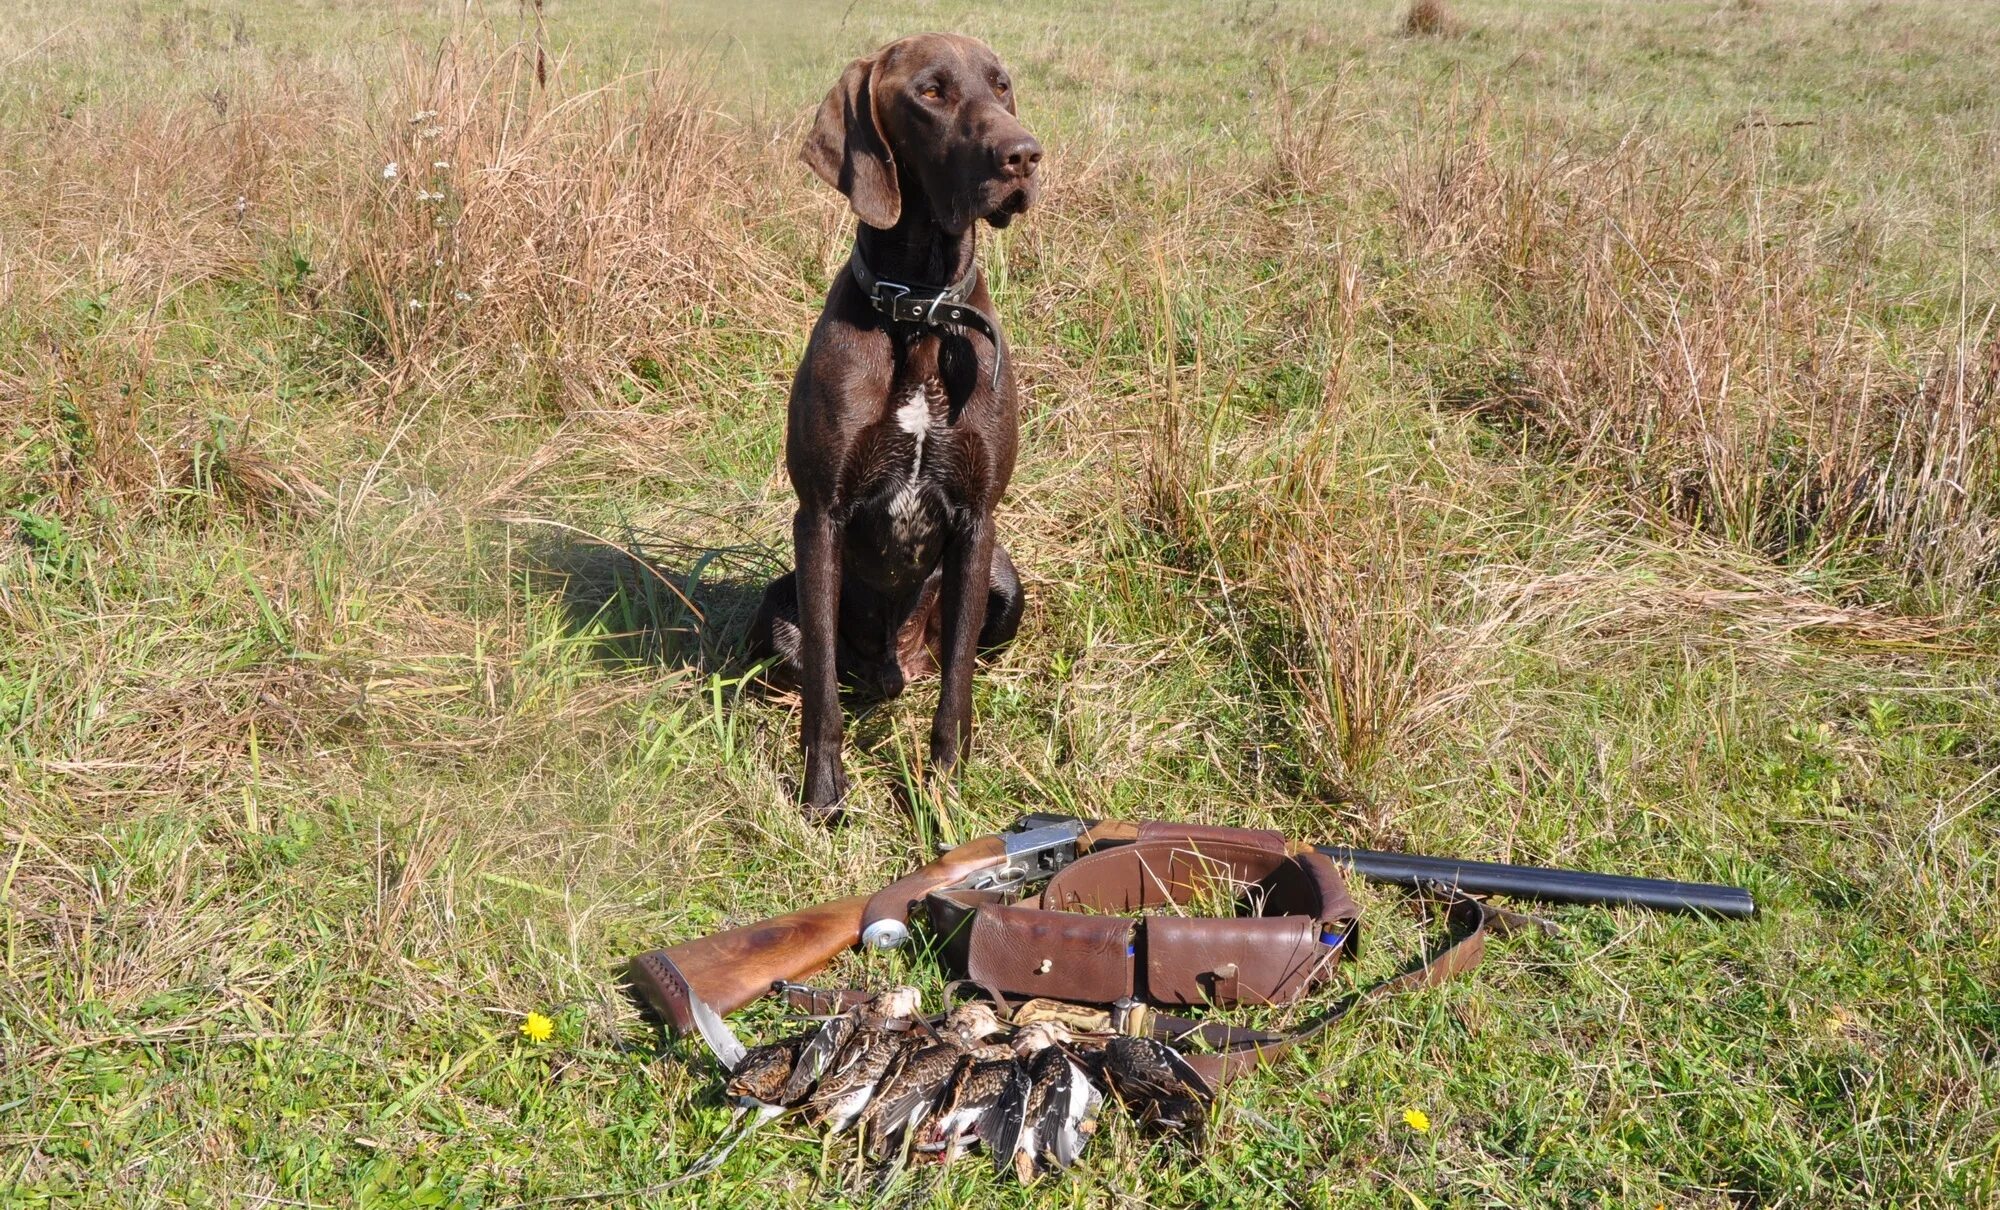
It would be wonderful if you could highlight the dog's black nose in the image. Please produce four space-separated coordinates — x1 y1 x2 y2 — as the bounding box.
997 135 1043 178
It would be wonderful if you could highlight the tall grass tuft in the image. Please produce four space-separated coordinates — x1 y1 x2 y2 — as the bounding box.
1401 0 1458 38
351 39 794 411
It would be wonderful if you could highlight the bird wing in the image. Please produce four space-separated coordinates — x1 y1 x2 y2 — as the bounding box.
980 1061 1032 1176
863 1047 954 1139
1155 1039 1214 1102
1035 1054 1103 1171
1108 1036 1214 1104
778 1010 859 1104
684 982 747 1073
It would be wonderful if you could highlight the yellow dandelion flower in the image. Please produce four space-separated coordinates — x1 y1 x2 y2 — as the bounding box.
521 1011 554 1043
1402 1107 1431 1133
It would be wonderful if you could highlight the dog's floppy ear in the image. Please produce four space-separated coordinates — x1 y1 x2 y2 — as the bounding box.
801 54 901 229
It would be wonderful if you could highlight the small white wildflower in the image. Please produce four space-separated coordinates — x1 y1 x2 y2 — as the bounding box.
407 299 425 310
381 161 399 180
454 291 473 303
419 126 443 140
432 160 451 170
409 109 438 124
416 189 443 202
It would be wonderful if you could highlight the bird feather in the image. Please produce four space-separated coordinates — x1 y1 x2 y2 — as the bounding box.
778 1010 859 1104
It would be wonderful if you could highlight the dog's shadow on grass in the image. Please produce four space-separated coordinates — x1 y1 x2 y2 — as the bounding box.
519 522 783 677
517 519 936 816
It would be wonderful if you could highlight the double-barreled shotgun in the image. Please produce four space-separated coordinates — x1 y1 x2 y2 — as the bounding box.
625 813 1756 1039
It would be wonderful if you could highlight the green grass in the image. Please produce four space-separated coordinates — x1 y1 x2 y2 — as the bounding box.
3 0 1997 1206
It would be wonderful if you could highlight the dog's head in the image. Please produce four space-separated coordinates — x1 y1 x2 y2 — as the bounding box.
802 33 1041 235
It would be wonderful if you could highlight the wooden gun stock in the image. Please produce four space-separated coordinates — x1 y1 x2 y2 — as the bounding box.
625 894 874 1032
624 834 1024 1034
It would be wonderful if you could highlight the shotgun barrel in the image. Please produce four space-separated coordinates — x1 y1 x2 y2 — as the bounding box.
1316 846 1756 918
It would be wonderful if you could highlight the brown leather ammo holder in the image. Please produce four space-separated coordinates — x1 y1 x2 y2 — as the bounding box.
926 822 1359 1009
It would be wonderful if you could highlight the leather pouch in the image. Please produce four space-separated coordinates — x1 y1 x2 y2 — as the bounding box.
1145 915 1330 1005
966 902 1136 1005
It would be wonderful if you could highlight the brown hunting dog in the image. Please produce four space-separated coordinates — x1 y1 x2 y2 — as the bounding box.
749 34 1042 820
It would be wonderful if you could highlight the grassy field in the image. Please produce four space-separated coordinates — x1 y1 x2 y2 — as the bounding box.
3 0 1997 1205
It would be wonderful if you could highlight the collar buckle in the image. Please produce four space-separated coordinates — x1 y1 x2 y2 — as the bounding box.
849 243 1007 388
870 279 911 317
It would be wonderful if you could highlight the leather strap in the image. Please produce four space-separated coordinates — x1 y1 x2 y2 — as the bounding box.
773 982 873 1017
848 246 1006 386
918 822 1546 1087
1156 890 1544 1087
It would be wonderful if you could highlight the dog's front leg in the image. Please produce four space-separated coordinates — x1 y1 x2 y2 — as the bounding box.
929 511 996 780
794 506 848 819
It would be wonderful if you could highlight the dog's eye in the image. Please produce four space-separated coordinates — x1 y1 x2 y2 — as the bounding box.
920 83 943 101
994 79 1010 95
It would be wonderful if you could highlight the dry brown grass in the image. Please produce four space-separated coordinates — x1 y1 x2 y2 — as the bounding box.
1386 114 2000 608
349 40 805 411
0 33 815 530
1123 76 1997 805
1401 0 1458 39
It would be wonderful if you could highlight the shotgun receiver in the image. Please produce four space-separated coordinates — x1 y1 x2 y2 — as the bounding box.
622 815 1752 1036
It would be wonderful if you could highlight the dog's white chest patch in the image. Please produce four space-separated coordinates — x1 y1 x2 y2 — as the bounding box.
888 384 941 545
896 388 934 448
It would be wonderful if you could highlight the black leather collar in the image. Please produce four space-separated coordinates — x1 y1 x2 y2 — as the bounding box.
848 246 1005 386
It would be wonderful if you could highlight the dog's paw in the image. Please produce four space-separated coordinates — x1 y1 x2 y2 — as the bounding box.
801 800 847 827
924 736 962 782
803 759 850 825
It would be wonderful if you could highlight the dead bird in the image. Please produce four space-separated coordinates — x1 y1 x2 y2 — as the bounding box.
684 985 923 1178
1101 1035 1214 1148
858 1002 1009 1161
680 1027 817 1180
920 1041 1024 1164
986 1021 1103 1181
780 984 924 1106
807 985 928 1133
723 1034 811 1117
936 1000 1010 1047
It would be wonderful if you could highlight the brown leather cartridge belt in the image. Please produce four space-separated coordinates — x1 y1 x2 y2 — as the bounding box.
926 822 1357 1008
